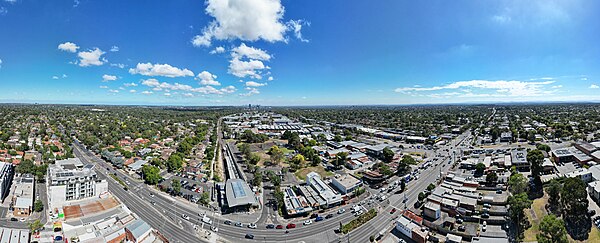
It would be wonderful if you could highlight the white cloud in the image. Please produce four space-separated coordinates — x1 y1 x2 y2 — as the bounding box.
129 89 137 93
581 77 588 81
141 78 160 87
164 93 172 97
192 85 236 95
232 43 271 61
192 0 288 46
0 7 6 16
119 87 125 90
240 87 260 96
58 42 80 53
551 85 562 89
99 85 108 89
141 91 153 95
183 93 194 97
0 59 2 68
590 84 599 89
395 79 556 97
62 74 68 78
129 62 194 78
209 46 225 54
110 46 119 52
102 74 117 82
108 89 119 93
142 78 236 95
268 76 273 81
287 19 309 42
110 63 126 69
52 76 59 80
228 58 266 79
245 81 267 87
196 71 221 86
124 82 138 87
78 48 106 67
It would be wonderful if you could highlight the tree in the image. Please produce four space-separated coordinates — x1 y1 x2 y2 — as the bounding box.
290 154 306 168
508 193 533 240
141 165 162 185
171 179 181 195
382 147 394 163
537 214 568 243
418 192 426 201
248 153 261 165
252 170 263 187
427 183 436 191
335 152 348 169
536 144 551 152
475 163 486 175
28 220 44 233
34 199 44 212
400 179 406 192
166 153 183 172
486 172 498 185
268 146 284 165
528 149 544 190
508 173 528 195
333 134 343 142
238 143 251 158
561 177 590 239
547 179 562 213
199 191 210 206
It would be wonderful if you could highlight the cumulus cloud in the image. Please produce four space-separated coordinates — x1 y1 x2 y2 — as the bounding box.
268 76 273 81
52 76 59 80
196 71 221 86
395 79 556 97
129 89 137 93
245 81 267 87
192 0 295 46
232 43 271 61
99 85 108 89
228 58 267 79
110 46 119 52
193 85 237 95
141 91 153 95
108 89 119 93
590 84 599 89
101 74 117 82
240 87 260 96
58 42 80 53
78 48 106 67
129 62 194 78
141 78 236 95
183 93 194 97
110 63 126 69
123 82 138 87
0 59 2 68
209 46 225 54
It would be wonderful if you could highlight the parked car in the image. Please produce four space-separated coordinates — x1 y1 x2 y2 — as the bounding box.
315 216 324 222
10 218 17 222
248 223 257 229
481 213 490 218
338 208 346 214
286 223 296 229
266 224 275 229
390 208 397 214
245 233 254 239
303 220 312 225
310 213 318 218
235 222 243 227
276 225 284 229
325 214 334 219
458 225 466 231
224 220 232 225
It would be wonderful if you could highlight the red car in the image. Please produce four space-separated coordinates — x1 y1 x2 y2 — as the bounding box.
286 223 296 229
276 225 284 229
390 208 397 214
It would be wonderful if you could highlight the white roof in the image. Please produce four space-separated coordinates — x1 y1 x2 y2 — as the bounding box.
14 197 32 209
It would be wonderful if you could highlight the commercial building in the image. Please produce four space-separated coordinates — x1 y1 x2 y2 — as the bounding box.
589 181 600 202
125 219 153 243
302 172 342 207
0 227 28 243
48 158 108 208
499 132 512 142
0 162 14 203
511 150 529 170
565 168 592 183
11 174 34 217
331 174 362 195
282 186 312 216
552 149 575 164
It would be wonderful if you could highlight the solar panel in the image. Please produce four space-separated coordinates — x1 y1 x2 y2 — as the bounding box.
232 181 247 198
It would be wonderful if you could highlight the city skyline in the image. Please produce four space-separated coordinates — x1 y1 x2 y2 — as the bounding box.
1 0 600 106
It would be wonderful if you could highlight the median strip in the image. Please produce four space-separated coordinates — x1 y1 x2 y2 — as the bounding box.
341 208 377 234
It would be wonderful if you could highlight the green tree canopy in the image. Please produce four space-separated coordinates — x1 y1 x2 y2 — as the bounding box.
141 165 162 185
508 173 528 195
537 214 568 243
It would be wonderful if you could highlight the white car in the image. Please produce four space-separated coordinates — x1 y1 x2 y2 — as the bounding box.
211 226 218 232
303 220 312 225
248 223 257 229
338 208 346 214
181 214 190 220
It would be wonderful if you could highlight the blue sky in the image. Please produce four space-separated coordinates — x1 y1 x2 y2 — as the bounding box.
1 0 600 105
